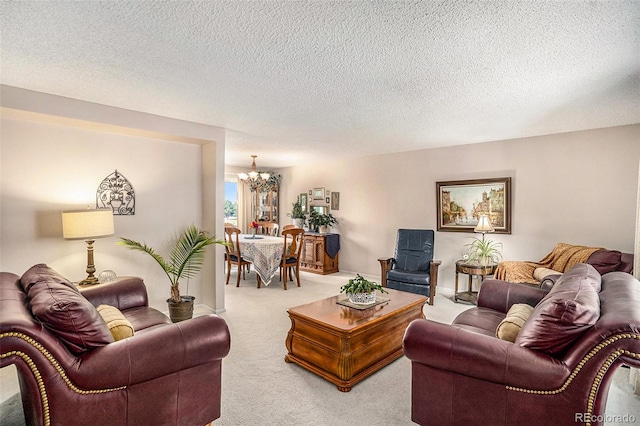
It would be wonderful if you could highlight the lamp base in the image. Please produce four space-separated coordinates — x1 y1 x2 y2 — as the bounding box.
79 276 100 286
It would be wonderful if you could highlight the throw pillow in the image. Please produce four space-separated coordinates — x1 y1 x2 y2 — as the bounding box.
496 303 535 342
21 264 114 354
97 305 135 341
20 263 79 293
587 250 622 275
515 263 600 356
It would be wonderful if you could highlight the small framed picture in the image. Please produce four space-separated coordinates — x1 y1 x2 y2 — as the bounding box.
299 193 308 213
313 187 324 200
326 189 331 197
326 197 330 203
331 192 340 210
308 189 312 195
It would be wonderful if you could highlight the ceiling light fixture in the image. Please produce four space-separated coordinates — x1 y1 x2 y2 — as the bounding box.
238 155 271 189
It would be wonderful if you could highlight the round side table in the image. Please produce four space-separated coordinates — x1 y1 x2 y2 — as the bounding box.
454 260 497 304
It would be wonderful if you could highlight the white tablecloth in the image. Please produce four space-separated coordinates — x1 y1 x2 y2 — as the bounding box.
239 235 284 286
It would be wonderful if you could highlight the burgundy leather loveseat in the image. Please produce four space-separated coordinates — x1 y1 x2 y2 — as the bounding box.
404 263 640 426
0 264 231 426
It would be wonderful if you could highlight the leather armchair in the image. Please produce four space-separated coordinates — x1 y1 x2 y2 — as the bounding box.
0 267 231 426
403 266 640 426
379 229 441 305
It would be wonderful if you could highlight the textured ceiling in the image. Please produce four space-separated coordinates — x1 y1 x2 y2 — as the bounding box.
1 1 639 169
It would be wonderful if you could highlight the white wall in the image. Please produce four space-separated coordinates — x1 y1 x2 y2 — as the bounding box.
278 124 640 289
0 117 201 309
1 86 227 312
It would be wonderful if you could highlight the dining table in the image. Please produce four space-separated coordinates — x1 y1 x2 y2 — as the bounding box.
239 234 285 286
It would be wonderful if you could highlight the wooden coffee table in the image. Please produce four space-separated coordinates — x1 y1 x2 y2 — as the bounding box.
284 288 427 392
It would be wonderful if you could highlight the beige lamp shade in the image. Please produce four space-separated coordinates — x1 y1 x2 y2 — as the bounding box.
62 209 115 240
474 215 494 234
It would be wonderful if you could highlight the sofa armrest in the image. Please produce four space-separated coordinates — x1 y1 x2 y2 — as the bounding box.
80 277 148 310
72 314 230 389
477 279 548 313
539 274 563 291
378 257 395 287
403 319 569 390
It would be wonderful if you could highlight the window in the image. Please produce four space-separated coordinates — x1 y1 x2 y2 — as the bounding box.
224 180 238 226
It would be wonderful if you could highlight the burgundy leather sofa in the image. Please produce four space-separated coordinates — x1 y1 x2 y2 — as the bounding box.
0 264 231 426
404 263 640 426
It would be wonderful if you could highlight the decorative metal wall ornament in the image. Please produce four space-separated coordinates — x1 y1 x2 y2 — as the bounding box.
96 170 135 215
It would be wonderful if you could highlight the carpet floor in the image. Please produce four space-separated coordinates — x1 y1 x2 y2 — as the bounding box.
1 270 639 425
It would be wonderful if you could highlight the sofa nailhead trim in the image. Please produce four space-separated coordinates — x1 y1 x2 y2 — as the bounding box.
505 333 640 426
1 332 127 426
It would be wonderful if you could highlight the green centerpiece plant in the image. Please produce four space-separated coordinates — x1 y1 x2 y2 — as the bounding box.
340 273 388 304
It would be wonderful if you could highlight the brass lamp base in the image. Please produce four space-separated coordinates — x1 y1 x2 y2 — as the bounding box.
80 239 100 285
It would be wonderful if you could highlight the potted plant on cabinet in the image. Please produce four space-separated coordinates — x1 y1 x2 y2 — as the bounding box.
291 200 305 228
340 273 388 304
308 210 338 233
118 225 227 322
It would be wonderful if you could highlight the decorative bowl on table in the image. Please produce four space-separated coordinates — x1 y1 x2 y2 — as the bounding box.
347 291 377 305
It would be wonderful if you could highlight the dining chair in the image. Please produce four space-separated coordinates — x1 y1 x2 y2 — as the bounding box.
224 227 252 287
282 224 297 231
259 221 279 236
279 228 305 290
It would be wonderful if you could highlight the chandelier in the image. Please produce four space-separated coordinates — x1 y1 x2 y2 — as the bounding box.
238 155 271 192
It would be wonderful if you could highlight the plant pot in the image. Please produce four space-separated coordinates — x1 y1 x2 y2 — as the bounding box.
294 218 305 228
318 225 328 234
347 291 377 305
167 295 195 323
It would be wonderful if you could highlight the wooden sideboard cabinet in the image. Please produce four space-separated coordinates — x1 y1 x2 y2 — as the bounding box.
300 233 339 275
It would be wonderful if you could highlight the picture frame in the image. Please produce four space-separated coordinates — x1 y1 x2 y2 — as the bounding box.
331 192 340 210
436 177 511 234
299 193 307 213
326 189 330 197
325 197 330 204
313 187 324 200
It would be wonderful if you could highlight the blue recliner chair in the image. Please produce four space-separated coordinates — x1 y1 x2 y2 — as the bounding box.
378 229 441 305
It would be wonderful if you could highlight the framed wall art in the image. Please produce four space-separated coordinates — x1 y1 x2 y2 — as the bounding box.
313 187 325 200
299 193 308 213
331 192 340 210
436 177 511 234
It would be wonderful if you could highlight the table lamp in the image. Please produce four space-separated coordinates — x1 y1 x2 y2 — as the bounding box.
474 214 494 241
62 209 115 285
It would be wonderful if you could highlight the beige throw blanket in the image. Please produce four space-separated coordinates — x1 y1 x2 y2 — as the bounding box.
494 243 601 284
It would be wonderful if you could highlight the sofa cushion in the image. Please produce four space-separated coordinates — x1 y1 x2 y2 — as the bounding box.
496 303 534 342
21 264 114 354
587 249 622 275
97 305 134 341
20 263 79 293
515 263 600 356
387 269 430 286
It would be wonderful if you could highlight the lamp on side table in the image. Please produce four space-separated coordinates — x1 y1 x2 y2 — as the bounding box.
62 208 114 285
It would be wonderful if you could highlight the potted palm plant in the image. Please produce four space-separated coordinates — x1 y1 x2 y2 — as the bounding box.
340 273 388 304
118 225 227 322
